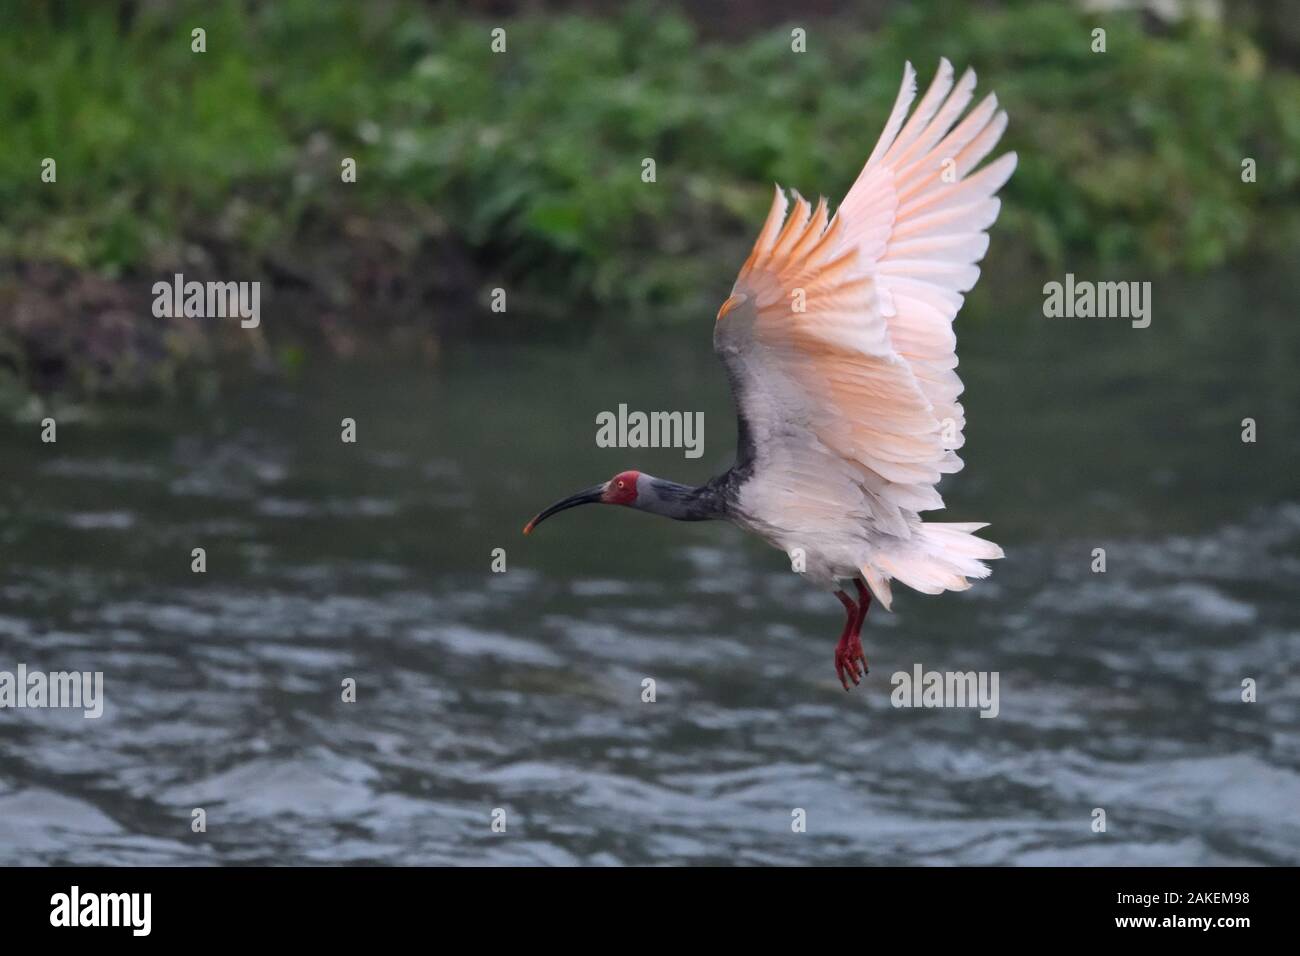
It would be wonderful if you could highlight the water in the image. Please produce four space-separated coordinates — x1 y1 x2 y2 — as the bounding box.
1 265 1297 865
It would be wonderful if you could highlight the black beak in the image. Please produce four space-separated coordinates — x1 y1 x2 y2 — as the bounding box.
523 484 606 535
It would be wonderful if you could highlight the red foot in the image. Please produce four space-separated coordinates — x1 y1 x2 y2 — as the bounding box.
834 632 869 691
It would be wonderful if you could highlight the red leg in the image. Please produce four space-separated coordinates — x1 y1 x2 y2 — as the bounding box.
833 589 864 691
851 579 872 674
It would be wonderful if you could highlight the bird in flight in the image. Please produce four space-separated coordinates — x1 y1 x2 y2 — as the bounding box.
524 60 1014 690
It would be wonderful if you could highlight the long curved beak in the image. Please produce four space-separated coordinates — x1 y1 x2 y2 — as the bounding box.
523 484 606 535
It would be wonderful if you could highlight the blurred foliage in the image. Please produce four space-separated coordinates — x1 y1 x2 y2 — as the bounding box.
1 0 1298 335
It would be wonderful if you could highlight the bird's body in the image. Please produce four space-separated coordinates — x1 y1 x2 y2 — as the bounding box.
526 60 1014 689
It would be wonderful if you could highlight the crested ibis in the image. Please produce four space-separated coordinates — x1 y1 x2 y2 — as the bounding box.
524 60 1013 690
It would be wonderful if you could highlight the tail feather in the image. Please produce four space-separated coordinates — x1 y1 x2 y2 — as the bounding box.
862 521 1002 610
861 565 895 611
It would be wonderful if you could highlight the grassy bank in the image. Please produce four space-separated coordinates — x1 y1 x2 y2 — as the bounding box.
2 0 1298 399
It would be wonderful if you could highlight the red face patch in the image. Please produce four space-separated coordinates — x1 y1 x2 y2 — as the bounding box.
602 470 640 505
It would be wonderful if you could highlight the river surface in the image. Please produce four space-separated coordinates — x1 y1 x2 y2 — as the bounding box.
1 265 1298 865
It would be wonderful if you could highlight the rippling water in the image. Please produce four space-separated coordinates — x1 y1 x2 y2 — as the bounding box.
1 268 1298 865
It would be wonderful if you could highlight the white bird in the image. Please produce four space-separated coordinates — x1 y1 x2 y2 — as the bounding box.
526 60 1014 690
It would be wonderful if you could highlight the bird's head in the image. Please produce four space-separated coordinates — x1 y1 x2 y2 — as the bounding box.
523 470 641 535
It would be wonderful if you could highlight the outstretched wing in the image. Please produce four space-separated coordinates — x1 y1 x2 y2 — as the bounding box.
715 59 1015 551
836 58 1016 456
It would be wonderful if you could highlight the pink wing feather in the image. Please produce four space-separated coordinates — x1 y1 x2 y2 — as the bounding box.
715 60 1012 608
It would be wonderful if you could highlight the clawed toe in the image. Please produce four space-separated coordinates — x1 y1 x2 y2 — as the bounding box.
833 637 869 690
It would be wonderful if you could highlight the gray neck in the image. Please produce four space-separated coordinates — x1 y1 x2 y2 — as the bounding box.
634 474 727 522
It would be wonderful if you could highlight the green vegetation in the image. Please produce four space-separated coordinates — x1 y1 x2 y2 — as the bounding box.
1 0 1298 396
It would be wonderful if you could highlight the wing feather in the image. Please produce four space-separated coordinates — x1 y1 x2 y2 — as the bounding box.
714 60 1013 602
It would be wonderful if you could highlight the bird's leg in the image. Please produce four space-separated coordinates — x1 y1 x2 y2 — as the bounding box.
833 589 865 690
851 578 872 674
